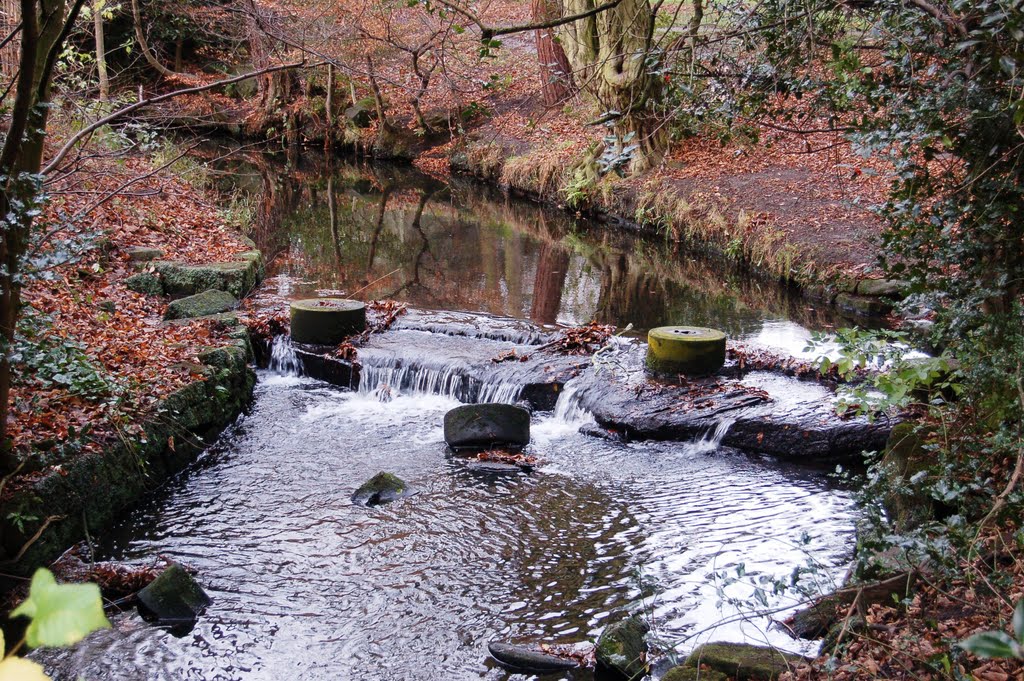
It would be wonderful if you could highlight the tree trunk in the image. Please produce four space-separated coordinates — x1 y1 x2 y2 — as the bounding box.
131 0 175 77
324 62 334 151
1 0 20 81
93 0 108 100
532 0 575 106
0 0 82 472
559 0 664 172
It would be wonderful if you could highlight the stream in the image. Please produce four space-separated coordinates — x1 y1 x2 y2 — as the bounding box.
40 154 863 680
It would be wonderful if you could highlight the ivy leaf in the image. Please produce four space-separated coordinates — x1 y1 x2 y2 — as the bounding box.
0 657 49 681
10 568 110 649
0 631 49 681
959 631 1019 659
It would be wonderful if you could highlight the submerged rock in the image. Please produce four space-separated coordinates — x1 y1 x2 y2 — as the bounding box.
662 665 728 681
136 562 212 626
595 615 649 680
684 642 808 680
164 289 238 320
486 642 578 673
443 403 531 451
351 472 414 507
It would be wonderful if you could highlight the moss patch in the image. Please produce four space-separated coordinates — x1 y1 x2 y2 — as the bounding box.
684 642 807 680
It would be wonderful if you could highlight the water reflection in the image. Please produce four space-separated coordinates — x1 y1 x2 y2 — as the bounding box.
219 151 845 343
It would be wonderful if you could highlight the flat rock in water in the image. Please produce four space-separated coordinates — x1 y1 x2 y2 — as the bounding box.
487 642 578 673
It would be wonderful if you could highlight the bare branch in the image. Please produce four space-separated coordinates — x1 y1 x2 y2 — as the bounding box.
42 60 310 175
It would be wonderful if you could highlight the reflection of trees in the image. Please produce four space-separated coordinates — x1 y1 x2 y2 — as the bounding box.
531 243 570 325
366 183 394 273
383 189 435 298
226 151 840 332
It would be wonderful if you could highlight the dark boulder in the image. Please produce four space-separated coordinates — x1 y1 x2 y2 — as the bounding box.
443 404 531 451
136 562 212 626
486 642 578 674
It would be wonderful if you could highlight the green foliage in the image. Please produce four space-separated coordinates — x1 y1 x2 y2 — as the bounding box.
806 328 960 418
13 309 122 402
959 600 1024 660
10 568 110 649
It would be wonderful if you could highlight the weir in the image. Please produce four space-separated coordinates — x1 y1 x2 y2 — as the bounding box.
32 157 875 681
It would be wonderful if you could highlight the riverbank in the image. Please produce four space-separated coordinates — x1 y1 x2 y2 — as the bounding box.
0 150 263 577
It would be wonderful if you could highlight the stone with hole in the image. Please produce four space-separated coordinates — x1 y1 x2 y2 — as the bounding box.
290 298 367 345
646 326 727 376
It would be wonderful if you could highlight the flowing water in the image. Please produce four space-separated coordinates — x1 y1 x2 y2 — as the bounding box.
39 154 864 680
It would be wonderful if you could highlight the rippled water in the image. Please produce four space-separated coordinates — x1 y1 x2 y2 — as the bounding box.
40 369 857 680
38 154 863 680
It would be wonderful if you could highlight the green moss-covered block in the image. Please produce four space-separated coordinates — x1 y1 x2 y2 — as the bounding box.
155 255 262 298
125 272 164 296
351 472 414 506
856 278 909 297
165 289 238 320
126 246 165 262
646 326 727 376
685 642 807 680
198 345 248 371
595 616 649 680
662 665 728 681
880 422 935 532
137 562 212 624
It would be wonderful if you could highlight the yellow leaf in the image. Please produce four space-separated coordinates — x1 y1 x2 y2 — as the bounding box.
0 657 50 681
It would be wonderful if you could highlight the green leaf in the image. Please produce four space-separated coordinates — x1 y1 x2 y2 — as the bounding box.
10 569 111 649
959 631 1018 659
1013 599 1024 642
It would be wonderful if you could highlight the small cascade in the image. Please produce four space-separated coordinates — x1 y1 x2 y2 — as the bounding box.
357 356 522 404
268 335 302 376
552 381 595 425
693 418 735 453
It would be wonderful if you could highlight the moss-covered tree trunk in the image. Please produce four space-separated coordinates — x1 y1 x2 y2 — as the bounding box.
559 0 664 172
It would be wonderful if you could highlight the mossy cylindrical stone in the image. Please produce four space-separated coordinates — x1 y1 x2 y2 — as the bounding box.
646 326 727 376
290 298 366 345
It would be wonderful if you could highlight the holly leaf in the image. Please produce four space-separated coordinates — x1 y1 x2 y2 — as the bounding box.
10 568 110 648
959 630 1020 659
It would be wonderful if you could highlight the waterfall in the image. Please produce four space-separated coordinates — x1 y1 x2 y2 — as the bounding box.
551 381 595 425
268 335 302 376
356 356 522 404
691 418 735 453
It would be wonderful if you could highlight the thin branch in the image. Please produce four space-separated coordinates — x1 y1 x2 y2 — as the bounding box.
431 0 626 40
